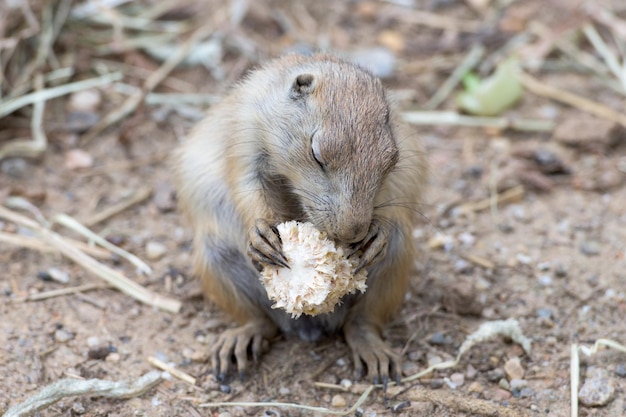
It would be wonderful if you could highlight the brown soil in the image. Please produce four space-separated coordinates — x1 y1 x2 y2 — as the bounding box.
2 1 626 416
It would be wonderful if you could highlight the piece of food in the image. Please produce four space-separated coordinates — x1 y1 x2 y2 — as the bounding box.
260 221 367 318
457 57 523 116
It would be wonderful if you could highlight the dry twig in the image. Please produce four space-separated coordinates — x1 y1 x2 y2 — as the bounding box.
519 72 626 128
0 205 181 313
3 371 162 417
82 186 152 227
402 111 555 132
147 356 197 385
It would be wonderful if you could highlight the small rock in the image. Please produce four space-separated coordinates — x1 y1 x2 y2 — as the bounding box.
537 275 552 286
88 345 111 360
427 353 443 367
429 332 449 345
553 116 626 150
87 336 100 347
46 267 70 284
331 394 347 408
467 381 484 394
402 361 420 375
615 364 626 378
580 241 601 257
454 259 473 274
490 388 512 402
465 364 478 380
66 111 99 133
578 367 615 406
504 357 525 380
68 89 102 112
145 241 167 260
486 368 505 382
71 402 86 415
340 379 352 389
519 387 535 398
430 378 444 389
279 386 290 395
219 384 231 394
64 149 94 170
441 278 483 316
450 372 465 387
499 378 510 390
54 329 74 343
346 47 396 79
105 352 120 362
1 158 28 178
510 379 528 390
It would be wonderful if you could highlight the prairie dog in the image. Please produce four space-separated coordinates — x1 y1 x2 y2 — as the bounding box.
175 54 427 383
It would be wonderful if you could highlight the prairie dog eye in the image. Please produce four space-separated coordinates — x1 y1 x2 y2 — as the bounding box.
311 134 324 170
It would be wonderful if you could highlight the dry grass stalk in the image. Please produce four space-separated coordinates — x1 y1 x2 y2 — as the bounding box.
3 371 162 417
519 72 626 128
0 231 111 259
19 283 110 302
54 213 152 275
402 111 555 132
459 185 525 214
147 356 196 385
81 186 152 228
82 18 219 142
0 204 181 313
582 23 626 90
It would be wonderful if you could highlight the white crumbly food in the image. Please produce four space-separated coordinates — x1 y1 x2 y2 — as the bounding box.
260 221 368 318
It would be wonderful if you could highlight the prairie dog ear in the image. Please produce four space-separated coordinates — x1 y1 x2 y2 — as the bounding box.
289 73 315 99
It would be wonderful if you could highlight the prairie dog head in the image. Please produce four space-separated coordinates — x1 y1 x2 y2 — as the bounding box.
255 57 399 243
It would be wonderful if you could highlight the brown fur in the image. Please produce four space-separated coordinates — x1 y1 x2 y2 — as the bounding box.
174 54 427 380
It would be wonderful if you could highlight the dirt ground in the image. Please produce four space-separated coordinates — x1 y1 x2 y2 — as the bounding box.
2 1 626 416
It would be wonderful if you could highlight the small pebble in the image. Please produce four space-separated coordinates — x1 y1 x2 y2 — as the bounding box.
47 267 70 284
346 47 396 79
578 367 615 406
615 364 626 378
88 345 111 360
504 357 525 380
454 259 473 274
64 149 94 170
65 111 99 133
1 158 28 178
498 378 510 390
430 378 444 389
331 394 347 408
465 364 478 380
486 368 505 382
554 264 568 277
429 332 449 345
426 353 443 367
54 329 74 343
336 357 347 367
450 372 465 387
467 381 484 394
87 336 100 347
279 386 290 395
68 89 102 112
510 379 528 390
340 379 352 389
105 352 120 362
580 241 601 256
519 387 535 398
219 384 231 394
71 402 86 415
145 241 167 260
516 253 531 265
538 275 553 286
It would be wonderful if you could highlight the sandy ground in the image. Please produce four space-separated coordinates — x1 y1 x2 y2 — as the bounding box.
2 1 626 416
